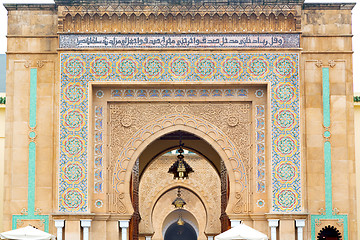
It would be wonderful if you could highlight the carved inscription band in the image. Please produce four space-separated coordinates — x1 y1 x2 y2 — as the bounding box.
59 33 300 49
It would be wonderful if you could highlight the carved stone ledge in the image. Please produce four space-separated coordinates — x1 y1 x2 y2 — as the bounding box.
55 0 304 6
57 4 300 33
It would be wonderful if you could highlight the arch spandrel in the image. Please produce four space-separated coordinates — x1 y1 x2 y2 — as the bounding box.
110 113 250 216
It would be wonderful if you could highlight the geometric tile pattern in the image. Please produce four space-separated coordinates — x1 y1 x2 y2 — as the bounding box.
94 106 104 193
255 105 266 193
60 53 300 212
110 88 249 99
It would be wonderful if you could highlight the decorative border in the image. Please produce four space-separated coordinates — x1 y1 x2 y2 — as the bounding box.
59 53 300 212
59 34 300 49
94 106 104 193
110 88 248 99
255 105 266 193
97 90 252 203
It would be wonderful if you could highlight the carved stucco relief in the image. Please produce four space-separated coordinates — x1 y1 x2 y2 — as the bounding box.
108 102 251 215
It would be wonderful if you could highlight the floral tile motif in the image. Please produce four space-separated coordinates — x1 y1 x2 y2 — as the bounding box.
60 53 300 213
255 105 266 193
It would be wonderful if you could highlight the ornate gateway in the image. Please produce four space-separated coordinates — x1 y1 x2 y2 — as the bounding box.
3 0 356 239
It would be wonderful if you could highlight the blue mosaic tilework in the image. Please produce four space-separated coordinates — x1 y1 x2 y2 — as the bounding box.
255 105 266 193
60 53 300 213
110 88 248 99
94 106 104 193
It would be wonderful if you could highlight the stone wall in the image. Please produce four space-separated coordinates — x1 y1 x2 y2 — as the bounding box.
302 3 356 239
4 4 58 233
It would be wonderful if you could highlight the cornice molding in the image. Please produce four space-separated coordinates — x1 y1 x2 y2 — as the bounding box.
58 4 300 17
4 4 57 11
303 2 356 10
55 0 304 6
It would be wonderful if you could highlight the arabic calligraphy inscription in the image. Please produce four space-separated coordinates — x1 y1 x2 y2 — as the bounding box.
60 34 300 49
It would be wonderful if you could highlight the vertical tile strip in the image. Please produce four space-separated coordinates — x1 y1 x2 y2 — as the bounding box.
94 106 104 193
324 141 332 213
255 105 266 193
12 67 49 231
28 68 37 215
29 69 37 129
310 66 348 240
322 67 332 213
322 68 330 128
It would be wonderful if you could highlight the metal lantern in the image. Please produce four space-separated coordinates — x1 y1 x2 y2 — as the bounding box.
172 188 186 226
172 187 186 209
168 142 194 179
177 215 185 226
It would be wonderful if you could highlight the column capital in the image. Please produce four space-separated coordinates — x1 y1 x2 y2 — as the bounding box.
80 219 92 228
54 219 65 228
119 220 130 228
145 236 152 240
295 219 306 228
268 219 279 227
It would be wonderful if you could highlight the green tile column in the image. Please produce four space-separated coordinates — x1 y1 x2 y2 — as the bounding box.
12 67 49 231
310 66 348 239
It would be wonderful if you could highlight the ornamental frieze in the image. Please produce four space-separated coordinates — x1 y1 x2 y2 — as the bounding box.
59 34 300 49
58 5 300 33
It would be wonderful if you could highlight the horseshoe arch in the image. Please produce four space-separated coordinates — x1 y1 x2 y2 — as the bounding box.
111 113 250 216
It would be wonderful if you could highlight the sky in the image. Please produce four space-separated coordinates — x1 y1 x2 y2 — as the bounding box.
0 0 359 91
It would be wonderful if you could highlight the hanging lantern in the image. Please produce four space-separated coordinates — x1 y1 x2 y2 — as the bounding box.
172 187 186 209
177 215 185 226
168 142 194 179
171 187 187 226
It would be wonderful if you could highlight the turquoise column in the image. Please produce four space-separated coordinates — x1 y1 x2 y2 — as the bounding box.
310 67 348 239
322 67 332 214
12 68 49 231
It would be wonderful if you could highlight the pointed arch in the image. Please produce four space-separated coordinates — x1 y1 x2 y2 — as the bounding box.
222 13 230 32
287 13 295 31
64 13 73 32
259 13 266 31
249 13 257 31
240 13 248 31
277 13 285 31
83 13 91 32
143 183 212 234
269 13 276 32
102 13 110 32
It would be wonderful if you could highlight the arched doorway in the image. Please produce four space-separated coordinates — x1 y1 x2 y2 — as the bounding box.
164 222 197 240
317 225 342 240
136 130 224 239
105 100 253 238
108 104 251 216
